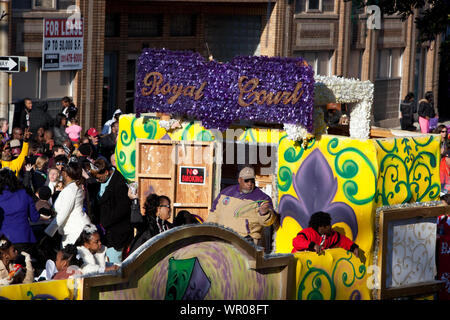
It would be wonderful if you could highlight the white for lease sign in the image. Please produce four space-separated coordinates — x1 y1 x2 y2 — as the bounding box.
42 18 84 71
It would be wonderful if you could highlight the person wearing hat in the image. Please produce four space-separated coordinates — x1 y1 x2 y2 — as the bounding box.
206 166 278 246
1 128 32 177
9 139 22 159
77 143 93 159
85 128 100 159
440 149 450 195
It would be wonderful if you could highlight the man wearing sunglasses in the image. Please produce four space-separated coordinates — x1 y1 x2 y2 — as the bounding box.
206 166 278 248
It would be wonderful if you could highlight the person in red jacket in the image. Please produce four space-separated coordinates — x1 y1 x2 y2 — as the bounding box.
440 150 450 195
292 211 359 257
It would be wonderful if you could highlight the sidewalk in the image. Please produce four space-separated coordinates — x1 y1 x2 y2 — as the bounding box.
390 118 450 131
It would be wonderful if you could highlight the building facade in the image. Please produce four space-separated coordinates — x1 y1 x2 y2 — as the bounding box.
7 0 442 131
9 0 78 123
291 0 441 127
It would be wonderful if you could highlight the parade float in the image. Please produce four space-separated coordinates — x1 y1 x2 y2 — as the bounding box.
1 49 446 300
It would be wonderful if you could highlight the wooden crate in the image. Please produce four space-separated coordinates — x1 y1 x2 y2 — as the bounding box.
135 139 215 223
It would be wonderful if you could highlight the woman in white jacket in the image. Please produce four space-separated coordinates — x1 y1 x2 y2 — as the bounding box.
45 160 91 248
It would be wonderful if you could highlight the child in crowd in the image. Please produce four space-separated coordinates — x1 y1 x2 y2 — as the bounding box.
35 186 55 220
76 224 120 274
35 244 83 281
46 167 60 196
53 244 83 280
32 156 49 192
65 118 82 149
0 235 34 286
52 180 64 204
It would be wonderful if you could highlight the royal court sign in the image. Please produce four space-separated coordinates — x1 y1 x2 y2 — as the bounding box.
135 49 315 132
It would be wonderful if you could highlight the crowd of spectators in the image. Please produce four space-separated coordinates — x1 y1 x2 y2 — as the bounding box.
0 97 205 286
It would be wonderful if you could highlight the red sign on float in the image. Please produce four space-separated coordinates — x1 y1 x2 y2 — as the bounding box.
179 166 205 185
42 18 84 71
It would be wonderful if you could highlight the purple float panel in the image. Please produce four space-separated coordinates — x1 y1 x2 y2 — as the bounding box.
135 48 315 132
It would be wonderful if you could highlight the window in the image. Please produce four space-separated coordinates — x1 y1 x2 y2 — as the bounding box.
322 0 335 12
58 0 75 10
32 0 56 10
351 0 365 16
12 58 74 101
206 15 262 62
390 49 402 78
105 14 121 37
103 53 118 123
414 46 427 102
377 48 403 79
41 70 74 99
13 0 32 9
295 0 333 14
13 0 70 10
307 0 321 11
128 14 163 37
296 0 323 13
126 58 137 114
294 51 333 76
170 15 196 37
294 0 306 13
12 58 40 100
348 50 363 80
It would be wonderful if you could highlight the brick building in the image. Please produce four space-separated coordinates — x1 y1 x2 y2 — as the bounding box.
8 0 442 131
292 0 442 127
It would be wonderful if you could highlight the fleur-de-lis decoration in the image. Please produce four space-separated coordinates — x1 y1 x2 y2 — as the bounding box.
279 149 358 240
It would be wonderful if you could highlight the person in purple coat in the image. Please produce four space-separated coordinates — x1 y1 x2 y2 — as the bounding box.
0 167 40 254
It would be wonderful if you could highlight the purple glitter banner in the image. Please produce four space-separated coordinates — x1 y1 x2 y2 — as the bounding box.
135 48 315 132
